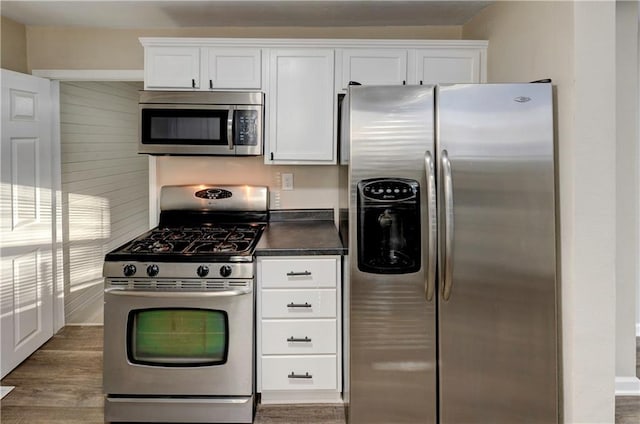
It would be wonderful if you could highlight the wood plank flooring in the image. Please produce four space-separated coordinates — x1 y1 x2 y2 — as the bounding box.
1 326 639 423
1 326 345 424
615 337 640 424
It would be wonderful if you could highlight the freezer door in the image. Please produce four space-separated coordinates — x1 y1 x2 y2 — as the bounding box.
347 85 437 424
437 84 558 423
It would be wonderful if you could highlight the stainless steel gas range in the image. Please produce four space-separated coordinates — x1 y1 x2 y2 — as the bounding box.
102 185 267 424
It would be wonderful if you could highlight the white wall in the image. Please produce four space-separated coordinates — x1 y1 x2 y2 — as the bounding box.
60 81 148 324
464 1 617 422
615 0 640 387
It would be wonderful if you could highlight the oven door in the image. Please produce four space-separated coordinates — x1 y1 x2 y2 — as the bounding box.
103 285 253 396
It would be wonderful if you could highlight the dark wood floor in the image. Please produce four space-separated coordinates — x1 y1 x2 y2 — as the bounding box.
0 326 345 424
1 326 639 423
615 337 640 424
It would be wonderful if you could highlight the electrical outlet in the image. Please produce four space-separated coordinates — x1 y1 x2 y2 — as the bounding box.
282 173 294 190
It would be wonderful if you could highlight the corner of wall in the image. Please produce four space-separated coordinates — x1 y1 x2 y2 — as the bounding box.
1 15 28 73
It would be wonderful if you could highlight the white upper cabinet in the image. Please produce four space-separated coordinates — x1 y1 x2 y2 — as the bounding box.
415 48 483 85
144 45 262 90
267 49 335 164
140 38 487 164
339 49 408 89
204 48 262 89
145 46 201 89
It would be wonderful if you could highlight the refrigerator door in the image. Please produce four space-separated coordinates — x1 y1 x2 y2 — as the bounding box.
347 85 437 424
437 84 558 423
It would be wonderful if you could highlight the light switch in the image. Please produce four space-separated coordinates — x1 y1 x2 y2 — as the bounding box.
282 173 294 190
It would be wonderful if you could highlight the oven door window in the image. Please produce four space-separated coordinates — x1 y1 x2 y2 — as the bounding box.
141 108 229 146
127 308 228 367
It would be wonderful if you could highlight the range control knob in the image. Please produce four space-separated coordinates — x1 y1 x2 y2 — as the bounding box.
220 265 232 278
123 264 137 277
197 265 210 278
146 264 159 277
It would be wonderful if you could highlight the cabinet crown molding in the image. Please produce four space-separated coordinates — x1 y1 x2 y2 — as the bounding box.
139 37 488 49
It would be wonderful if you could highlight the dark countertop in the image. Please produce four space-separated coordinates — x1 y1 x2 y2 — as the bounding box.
255 209 346 256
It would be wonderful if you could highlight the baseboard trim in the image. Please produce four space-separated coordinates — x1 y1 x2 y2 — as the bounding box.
615 376 640 396
636 322 640 337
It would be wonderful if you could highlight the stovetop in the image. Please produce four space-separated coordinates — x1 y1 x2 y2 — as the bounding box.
105 223 265 262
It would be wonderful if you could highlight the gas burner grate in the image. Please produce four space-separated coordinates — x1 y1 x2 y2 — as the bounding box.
109 223 265 259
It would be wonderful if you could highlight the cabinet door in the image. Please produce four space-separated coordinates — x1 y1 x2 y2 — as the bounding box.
415 48 482 85
145 46 200 89
205 48 262 89
268 49 335 163
340 49 407 89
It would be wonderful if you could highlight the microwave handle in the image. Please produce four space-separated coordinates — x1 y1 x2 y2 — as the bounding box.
227 106 235 150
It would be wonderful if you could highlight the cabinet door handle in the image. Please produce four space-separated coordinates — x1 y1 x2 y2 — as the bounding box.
287 336 312 342
287 302 312 308
420 80 423 85
288 372 313 379
192 78 196 88
209 79 213 89
286 271 311 277
270 152 274 161
402 80 406 85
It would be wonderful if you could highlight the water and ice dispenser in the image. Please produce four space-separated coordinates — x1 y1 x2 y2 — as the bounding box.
357 178 421 274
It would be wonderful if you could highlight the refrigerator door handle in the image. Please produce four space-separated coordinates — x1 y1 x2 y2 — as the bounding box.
441 150 454 301
424 151 437 302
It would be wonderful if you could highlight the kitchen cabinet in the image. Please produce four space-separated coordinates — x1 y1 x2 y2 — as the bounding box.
338 48 408 89
144 46 201 89
204 47 262 89
144 46 262 90
257 256 342 404
338 47 484 90
414 48 483 85
140 38 487 165
266 49 336 164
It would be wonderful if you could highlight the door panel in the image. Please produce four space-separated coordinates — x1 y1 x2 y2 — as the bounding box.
1 69 55 378
437 84 558 423
347 85 436 424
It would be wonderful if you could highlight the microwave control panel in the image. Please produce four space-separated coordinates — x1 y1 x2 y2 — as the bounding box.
235 110 259 146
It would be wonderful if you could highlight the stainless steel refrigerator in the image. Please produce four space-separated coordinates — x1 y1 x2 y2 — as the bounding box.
339 84 558 424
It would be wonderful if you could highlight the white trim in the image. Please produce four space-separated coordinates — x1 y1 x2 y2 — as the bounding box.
260 390 343 404
636 322 640 336
32 69 143 81
139 37 488 50
50 80 65 332
615 376 640 396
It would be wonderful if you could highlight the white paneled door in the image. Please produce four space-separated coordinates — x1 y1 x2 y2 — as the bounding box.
1 70 55 378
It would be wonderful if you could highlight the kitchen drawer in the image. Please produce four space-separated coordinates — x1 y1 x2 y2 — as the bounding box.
261 289 336 318
260 258 337 288
261 356 337 391
261 320 337 354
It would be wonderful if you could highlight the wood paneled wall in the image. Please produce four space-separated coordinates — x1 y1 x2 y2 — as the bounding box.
60 81 147 324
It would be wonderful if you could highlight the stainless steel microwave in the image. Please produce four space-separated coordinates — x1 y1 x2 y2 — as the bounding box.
139 91 264 156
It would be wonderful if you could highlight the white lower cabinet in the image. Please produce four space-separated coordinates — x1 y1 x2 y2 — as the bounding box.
262 320 337 354
257 255 342 404
261 356 338 390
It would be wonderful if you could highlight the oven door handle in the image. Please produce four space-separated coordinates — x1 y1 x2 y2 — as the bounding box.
104 288 252 298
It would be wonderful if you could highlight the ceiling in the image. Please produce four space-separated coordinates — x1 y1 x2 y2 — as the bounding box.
0 1 493 28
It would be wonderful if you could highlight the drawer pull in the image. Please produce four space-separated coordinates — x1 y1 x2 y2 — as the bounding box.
287 302 312 308
288 371 313 379
287 271 312 277
287 336 312 343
